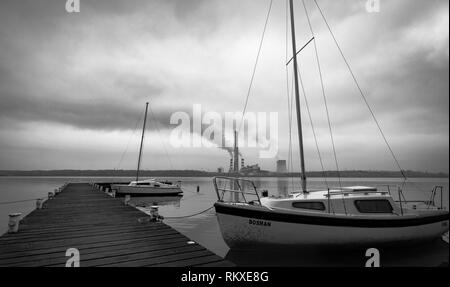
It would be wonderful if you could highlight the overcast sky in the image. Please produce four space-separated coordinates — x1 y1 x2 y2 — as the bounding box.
0 0 448 172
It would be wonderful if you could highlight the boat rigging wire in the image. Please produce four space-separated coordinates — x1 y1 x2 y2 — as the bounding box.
147 103 174 170
116 107 145 170
238 0 274 133
296 61 329 190
312 0 407 181
301 0 345 213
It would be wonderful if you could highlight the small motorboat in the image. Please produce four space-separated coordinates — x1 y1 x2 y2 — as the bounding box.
213 177 449 248
111 179 183 196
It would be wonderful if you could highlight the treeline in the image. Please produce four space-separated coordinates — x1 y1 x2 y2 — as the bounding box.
0 169 447 178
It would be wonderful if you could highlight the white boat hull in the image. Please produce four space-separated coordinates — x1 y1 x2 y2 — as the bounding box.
215 203 449 248
111 185 183 196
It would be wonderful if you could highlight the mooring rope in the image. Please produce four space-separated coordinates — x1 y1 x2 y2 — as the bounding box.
163 206 214 219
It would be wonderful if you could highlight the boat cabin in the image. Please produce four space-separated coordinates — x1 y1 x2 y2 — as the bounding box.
260 186 403 216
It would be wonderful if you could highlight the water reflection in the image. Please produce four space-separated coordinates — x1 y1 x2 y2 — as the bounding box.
225 239 449 266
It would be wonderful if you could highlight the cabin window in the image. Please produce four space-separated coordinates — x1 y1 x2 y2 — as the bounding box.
292 201 325 211
354 200 393 214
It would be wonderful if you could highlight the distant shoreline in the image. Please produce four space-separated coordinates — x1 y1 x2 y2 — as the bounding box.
0 170 448 178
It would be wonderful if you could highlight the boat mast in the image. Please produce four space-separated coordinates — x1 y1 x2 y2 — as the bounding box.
136 102 149 182
289 0 307 193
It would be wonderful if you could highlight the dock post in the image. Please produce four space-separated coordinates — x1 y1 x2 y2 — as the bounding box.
124 195 131 205
36 198 44 209
111 190 116 198
150 205 160 221
48 192 54 200
197 186 200 193
8 213 22 233
105 187 110 193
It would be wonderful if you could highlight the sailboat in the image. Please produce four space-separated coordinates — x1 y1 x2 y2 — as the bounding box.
111 102 183 196
213 0 449 248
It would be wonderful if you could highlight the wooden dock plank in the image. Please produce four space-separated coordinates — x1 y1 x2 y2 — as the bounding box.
9 240 199 267
101 249 215 267
152 254 227 267
0 183 233 267
0 234 187 263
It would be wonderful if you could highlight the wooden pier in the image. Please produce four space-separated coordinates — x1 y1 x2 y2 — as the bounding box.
0 183 233 267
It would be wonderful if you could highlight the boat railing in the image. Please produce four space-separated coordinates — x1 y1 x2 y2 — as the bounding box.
427 186 444 210
325 190 389 197
213 177 261 205
323 185 445 214
377 184 445 211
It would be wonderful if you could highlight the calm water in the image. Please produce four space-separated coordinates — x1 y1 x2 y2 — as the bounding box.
0 176 448 266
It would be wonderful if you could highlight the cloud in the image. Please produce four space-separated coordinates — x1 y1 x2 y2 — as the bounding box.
0 0 448 172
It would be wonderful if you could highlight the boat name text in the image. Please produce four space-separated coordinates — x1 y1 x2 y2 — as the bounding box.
249 219 271 227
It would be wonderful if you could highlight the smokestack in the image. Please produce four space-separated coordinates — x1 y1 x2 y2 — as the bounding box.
233 130 239 173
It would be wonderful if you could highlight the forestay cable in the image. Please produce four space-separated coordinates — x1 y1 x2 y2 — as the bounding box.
238 0 274 132
116 108 145 170
148 103 174 170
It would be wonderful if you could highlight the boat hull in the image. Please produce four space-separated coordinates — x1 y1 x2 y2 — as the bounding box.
110 185 183 196
214 203 449 249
